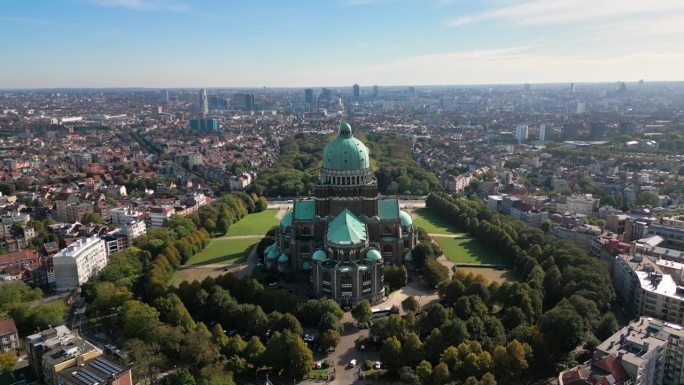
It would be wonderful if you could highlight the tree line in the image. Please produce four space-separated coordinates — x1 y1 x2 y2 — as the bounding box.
248 132 442 197
368 193 617 384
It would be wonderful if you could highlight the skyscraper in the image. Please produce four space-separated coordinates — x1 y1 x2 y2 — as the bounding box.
516 124 528 144
304 88 314 104
160 89 169 104
373 85 379 97
576 102 586 114
352 83 360 99
539 124 546 142
198 88 208 116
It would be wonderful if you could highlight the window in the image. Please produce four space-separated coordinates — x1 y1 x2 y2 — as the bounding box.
300 244 310 253
383 244 393 254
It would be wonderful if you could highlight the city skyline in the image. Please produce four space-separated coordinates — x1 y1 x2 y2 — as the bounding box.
1 0 683 88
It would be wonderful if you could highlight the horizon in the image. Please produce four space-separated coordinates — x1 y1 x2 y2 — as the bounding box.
2 0 683 88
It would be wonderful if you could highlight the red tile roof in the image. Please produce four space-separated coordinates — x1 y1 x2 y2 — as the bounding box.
0 319 18 336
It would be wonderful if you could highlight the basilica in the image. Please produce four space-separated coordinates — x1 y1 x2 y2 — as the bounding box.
263 121 417 306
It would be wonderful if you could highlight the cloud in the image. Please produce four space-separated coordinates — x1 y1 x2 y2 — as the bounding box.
83 0 189 11
446 0 684 26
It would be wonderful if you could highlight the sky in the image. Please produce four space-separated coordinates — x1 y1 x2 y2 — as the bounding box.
1 0 683 88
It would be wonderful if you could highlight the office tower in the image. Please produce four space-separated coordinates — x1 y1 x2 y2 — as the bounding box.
539 124 546 142
516 124 528 144
304 88 314 104
373 85 379 97
321 88 332 101
198 88 208 116
570 83 575 93
190 118 220 132
160 89 169 103
232 93 255 111
576 102 586 114
352 83 360 99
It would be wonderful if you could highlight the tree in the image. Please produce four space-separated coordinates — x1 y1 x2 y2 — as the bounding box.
81 212 103 225
125 339 165 384
120 300 160 339
223 335 247 357
93 282 133 311
225 355 248 374
0 351 17 373
180 330 221 370
320 329 340 351
263 330 312 378
401 296 419 313
540 302 585 353
217 217 229 235
381 336 403 372
402 332 424 367
637 191 660 206
242 336 266 365
169 368 196 385
384 265 408 291
416 360 433 384
595 312 619 340
432 362 451 385
351 300 372 324
318 312 342 333
424 258 449 287
481 372 497 385
203 219 216 233
411 243 433 269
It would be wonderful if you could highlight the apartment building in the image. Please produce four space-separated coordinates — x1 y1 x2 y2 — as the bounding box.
149 206 174 228
0 319 19 353
53 237 107 291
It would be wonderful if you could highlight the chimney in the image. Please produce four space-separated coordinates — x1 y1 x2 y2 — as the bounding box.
76 354 85 366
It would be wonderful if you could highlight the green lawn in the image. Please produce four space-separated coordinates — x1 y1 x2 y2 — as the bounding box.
225 209 278 236
435 236 508 265
412 208 463 234
185 237 258 265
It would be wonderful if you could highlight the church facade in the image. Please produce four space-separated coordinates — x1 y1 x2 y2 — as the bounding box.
263 121 417 306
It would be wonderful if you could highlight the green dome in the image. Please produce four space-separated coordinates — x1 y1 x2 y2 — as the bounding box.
399 211 413 227
366 249 382 262
404 251 413 262
323 122 370 171
280 211 293 228
278 253 289 263
312 249 328 262
267 247 279 260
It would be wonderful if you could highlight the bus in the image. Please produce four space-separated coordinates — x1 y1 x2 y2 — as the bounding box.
371 307 392 318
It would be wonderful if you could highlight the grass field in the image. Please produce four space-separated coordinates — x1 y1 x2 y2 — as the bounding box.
185 237 258 266
412 208 463 234
412 208 507 265
225 209 278 236
436 236 508 265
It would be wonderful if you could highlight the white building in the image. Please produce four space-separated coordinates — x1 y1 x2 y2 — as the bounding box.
53 237 107 291
122 219 146 241
149 206 174 228
539 124 546 142
109 206 142 226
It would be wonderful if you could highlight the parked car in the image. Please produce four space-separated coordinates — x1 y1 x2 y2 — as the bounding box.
373 361 382 369
349 359 357 368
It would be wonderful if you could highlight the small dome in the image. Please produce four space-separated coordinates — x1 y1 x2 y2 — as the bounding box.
322 121 370 172
399 211 413 227
366 249 382 262
404 251 413 262
278 253 289 263
280 211 293 228
302 261 311 270
312 249 328 262
267 249 279 260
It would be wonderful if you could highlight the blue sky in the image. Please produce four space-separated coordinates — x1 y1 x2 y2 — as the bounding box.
1 0 683 88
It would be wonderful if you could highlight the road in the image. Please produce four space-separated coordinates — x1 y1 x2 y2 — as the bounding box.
299 281 439 385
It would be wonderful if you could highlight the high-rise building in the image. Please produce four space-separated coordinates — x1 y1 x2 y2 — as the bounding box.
160 89 169 103
321 88 332 101
373 85 379 97
563 123 579 140
304 88 314 104
576 102 586 114
198 88 208 116
232 93 255 111
352 83 360 99
516 124 528 144
266 120 417 306
53 237 107 291
539 124 546 142
190 118 220 132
